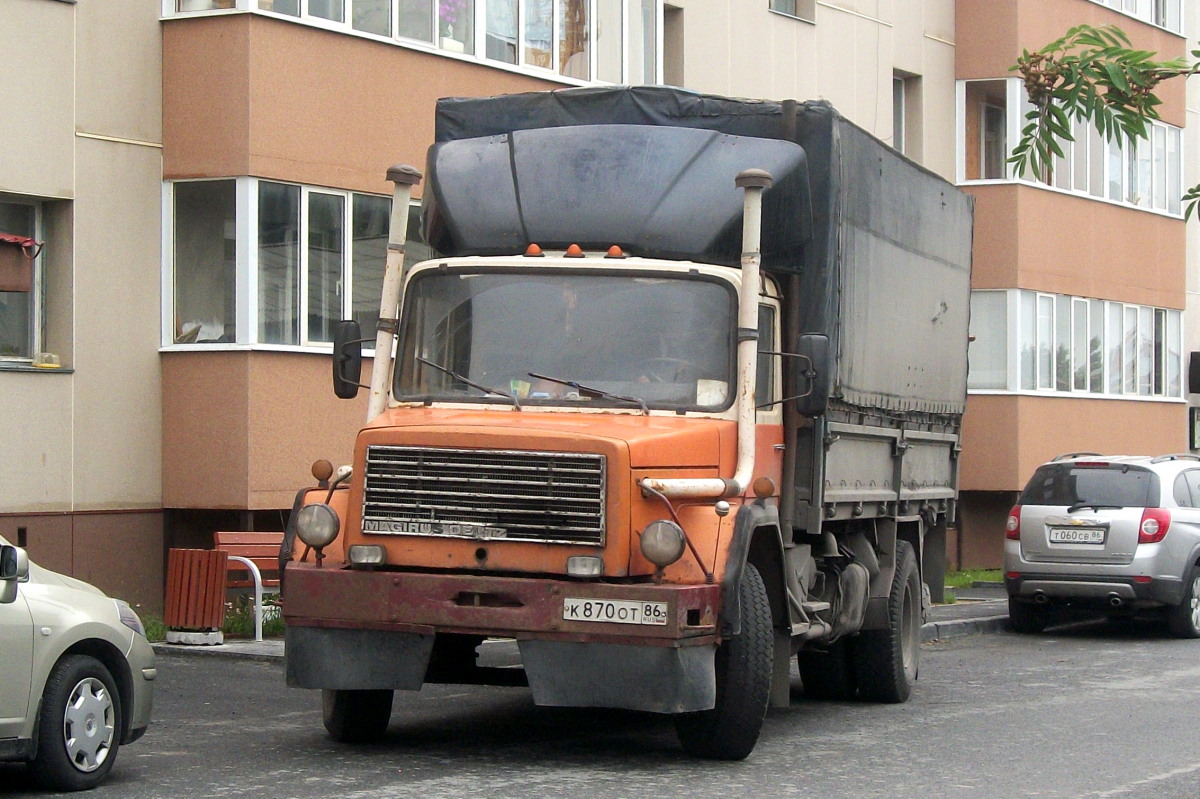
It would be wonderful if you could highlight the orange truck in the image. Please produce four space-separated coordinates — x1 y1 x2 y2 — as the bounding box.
282 86 973 760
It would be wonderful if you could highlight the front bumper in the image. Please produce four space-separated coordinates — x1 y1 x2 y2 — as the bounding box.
283 564 721 713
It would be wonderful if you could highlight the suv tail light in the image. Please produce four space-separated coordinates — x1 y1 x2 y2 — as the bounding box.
1139 508 1171 544
1006 505 1021 540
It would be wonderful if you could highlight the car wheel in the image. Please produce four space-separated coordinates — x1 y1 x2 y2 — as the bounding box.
798 638 857 701
322 689 393 743
1167 565 1200 639
675 562 773 760
29 655 122 792
854 540 920 703
1007 596 1048 634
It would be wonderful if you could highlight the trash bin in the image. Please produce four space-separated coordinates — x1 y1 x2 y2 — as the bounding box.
164 548 228 645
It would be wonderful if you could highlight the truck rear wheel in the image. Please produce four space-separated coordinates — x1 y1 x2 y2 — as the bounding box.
674 562 772 760
322 689 393 743
853 540 919 703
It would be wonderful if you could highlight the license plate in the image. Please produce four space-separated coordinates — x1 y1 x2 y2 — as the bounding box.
563 598 668 626
1049 527 1105 544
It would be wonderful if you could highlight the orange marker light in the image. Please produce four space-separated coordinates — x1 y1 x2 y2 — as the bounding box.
565 244 584 257
606 245 626 259
525 243 544 256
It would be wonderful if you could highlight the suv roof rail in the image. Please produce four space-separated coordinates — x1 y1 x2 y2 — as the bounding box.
1052 451 1103 462
1150 453 1200 463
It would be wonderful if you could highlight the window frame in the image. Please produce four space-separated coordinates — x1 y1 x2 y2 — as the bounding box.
0 197 44 364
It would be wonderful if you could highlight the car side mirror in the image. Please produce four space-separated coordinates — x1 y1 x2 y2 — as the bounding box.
1 544 29 604
792 333 832 417
333 320 364 399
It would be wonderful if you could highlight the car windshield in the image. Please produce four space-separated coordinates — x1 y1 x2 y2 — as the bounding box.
393 269 735 411
1018 463 1159 508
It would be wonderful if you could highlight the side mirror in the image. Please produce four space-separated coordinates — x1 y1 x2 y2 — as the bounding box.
333 320 364 399
1 545 29 604
792 333 832 417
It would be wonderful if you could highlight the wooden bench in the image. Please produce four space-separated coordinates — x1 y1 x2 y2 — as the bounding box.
214 531 284 642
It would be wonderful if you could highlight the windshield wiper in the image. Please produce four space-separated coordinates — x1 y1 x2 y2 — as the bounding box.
528 372 648 415
417 356 520 410
1066 501 1124 513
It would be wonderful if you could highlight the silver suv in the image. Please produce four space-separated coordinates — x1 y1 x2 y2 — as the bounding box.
1005 453 1200 636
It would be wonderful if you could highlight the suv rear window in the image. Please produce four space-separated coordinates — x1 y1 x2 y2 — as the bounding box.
1019 464 1159 508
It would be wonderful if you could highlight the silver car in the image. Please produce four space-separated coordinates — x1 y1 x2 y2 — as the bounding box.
0 537 155 791
1005 453 1200 637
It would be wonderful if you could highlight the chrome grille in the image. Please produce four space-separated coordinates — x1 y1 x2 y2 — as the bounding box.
361 445 606 545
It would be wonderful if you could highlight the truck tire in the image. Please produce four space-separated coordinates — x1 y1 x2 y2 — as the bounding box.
29 655 121 792
322 689 393 743
1008 596 1048 634
798 638 857 701
853 540 919 703
674 562 772 760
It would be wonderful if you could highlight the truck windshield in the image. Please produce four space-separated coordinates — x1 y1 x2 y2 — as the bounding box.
394 269 736 411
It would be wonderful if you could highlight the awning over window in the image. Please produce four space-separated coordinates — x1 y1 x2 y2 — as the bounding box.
0 232 41 293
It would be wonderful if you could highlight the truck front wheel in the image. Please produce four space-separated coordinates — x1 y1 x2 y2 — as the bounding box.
322 689 393 743
853 539 920 703
674 562 772 760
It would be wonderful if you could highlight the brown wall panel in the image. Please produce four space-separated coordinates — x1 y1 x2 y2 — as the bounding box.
967 184 1185 308
165 15 562 193
956 491 1015 570
163 15 253 179
162 351 251 508
962 393 1186 492
163 351 371 510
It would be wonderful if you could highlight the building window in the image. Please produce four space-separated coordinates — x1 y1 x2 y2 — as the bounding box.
0 199 40 360
958 78 1183 216
1088 0 1182 34
768 0 814 22
178 0 663 83
169 179 430 350
969 289 1183 399
173 181 236 344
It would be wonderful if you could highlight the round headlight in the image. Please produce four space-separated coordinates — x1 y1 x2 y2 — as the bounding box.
640 519 686 567
296 503 341 548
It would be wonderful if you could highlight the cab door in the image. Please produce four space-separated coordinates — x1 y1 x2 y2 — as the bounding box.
0 579 34 738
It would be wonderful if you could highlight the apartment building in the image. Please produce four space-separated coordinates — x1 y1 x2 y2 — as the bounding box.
955 0 1192 567
20 0 1142 606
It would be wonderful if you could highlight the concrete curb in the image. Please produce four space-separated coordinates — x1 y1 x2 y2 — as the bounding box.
921 614 1011 642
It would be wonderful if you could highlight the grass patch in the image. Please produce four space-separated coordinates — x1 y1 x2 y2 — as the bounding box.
141 613 167 643
222 595 286 639
944 569 1003 589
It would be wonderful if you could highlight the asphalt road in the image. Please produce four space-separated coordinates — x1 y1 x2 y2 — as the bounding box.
4 618 1200 798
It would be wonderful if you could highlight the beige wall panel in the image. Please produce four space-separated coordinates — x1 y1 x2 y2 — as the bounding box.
163 16 254 179
0 374 74 513
70 512 164 612
957 0 1185 125
245 352 369 509
0 0 75 197
161 352 251 508
71 138 165 510
962 394 1186 491
76 1 162 143
1014 187 1184 309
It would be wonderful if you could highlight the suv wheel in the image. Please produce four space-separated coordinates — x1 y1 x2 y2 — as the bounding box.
1008 596 1048 634
1167 566 1200 639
